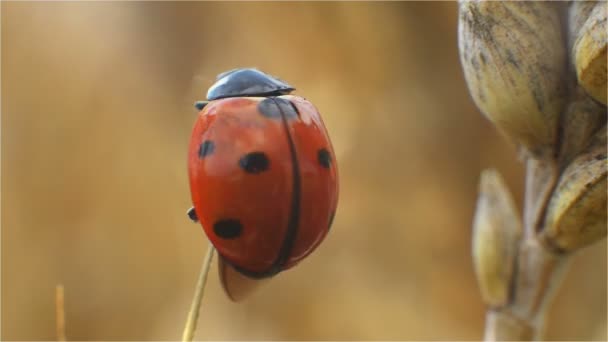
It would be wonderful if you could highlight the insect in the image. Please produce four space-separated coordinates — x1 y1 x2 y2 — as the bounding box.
187 68 339 298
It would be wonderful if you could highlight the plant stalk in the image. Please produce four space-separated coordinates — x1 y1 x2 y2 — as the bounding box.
182 245 215 342
484 157 570 340
56 284 66 341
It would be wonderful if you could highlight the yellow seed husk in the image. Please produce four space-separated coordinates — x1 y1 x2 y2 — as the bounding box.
459 1 567 156
572 1 607 105
472 169 522 307
568 1 597 48
558 88 607 166
542 125 607 251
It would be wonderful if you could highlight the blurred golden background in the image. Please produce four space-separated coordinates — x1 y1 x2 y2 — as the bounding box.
2 2 606 340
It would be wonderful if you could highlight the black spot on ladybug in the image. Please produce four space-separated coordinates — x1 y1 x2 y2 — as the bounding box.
328 210 336 231
239 152 270 173
213 219 243 239
198 140 215 158
258 98 298 120
318 148 332 168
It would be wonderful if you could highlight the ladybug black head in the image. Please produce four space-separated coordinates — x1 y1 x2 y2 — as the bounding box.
206 68 295 101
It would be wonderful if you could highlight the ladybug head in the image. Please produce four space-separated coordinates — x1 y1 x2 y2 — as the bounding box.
206 68 295 101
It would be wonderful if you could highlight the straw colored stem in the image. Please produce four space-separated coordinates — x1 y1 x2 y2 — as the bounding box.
182 245 215 342
56 284 66 341
484 158 569 340
484 310 534 341
484 240 570 340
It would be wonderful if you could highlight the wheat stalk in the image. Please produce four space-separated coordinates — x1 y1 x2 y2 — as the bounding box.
459 1 607 340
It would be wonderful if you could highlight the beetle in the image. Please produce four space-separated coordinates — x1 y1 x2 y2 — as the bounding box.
187 68 339 299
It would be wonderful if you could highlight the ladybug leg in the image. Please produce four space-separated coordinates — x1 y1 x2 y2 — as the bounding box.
187 207 198 222
194 101 209 111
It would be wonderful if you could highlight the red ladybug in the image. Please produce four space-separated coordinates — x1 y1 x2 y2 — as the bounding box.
187 69 339 296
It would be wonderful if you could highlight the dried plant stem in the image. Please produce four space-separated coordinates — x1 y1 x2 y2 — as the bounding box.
484 158 569 340
484 242 570 340
182 245 215 342
55 284 66 341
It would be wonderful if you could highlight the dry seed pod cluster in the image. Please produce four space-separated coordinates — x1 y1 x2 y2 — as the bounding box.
460 0 607 340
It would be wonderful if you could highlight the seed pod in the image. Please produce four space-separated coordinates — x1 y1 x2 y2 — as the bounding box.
568 1 597 49
558 87 607 166
571 1 607 105
542 125 607 251
459 1 567 156
472 169 522 307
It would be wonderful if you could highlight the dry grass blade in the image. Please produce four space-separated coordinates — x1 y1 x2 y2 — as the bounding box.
182 245 215 342
56 284 66 341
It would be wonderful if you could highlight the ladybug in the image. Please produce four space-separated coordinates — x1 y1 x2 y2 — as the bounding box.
187 68 339 295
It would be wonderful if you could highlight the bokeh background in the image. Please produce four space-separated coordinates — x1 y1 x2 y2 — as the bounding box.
2 2 606 340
